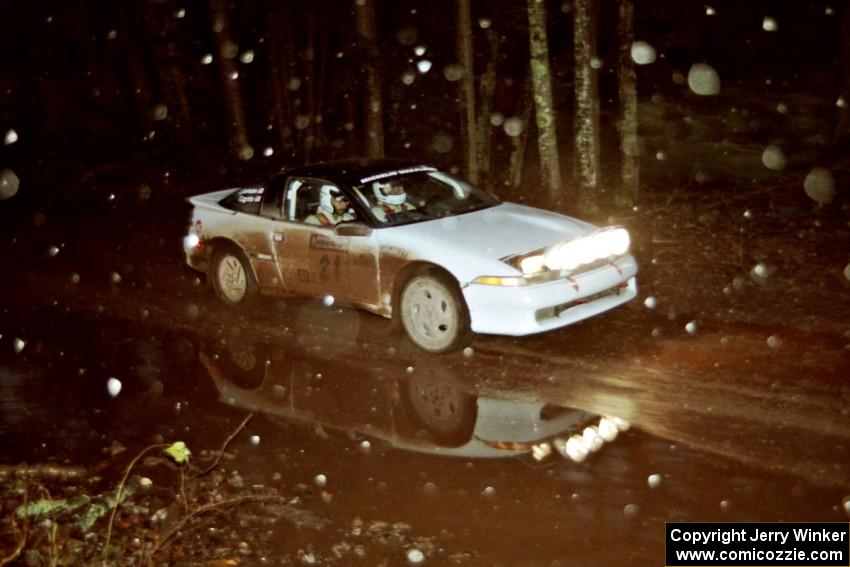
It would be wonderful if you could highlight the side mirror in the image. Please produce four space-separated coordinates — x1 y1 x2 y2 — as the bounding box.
334 222 373 237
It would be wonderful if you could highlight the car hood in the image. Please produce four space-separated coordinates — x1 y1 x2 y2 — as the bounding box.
387 202 596 260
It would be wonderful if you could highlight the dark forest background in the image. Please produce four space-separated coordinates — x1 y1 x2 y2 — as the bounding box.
1 0 848 209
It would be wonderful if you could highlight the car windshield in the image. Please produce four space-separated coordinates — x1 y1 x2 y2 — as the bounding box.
353 170 500 227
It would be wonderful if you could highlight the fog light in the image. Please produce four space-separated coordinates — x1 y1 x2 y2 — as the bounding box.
582 426 603 452
612 417 631 431
184 233 200 249
598 417 619 442
532 442 552 461
565 435 588 462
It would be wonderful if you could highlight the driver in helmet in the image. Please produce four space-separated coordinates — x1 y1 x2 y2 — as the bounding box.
305 185 355 226
371 179 416 222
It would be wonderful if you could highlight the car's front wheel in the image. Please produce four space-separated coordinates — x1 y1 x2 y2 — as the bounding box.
211 247 257 306
399 270 472 353
402 371 477 446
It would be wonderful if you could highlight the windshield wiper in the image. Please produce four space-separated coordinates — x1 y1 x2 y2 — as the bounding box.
451 202 494 215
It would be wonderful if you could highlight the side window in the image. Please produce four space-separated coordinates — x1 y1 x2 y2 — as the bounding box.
260 175 287 218
285 179 325 223
283 179 304 220
284 177 354 225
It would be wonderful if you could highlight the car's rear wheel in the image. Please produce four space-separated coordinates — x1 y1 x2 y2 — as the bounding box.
218 340 266 389
399 270 472 353
211 247 257 306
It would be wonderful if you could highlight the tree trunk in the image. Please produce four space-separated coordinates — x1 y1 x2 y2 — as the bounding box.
266 1 295 157
302 7 318 161
314 12 330 155
574 0 601 199
457 0 478 184
354 0 384 158
835 2 850 146
616 0 639 205
507 77 534 190
116 2 154 144
143 2 193 146
527 0 562 201
477 29 499 188
209 0 253 161
343 63 359 150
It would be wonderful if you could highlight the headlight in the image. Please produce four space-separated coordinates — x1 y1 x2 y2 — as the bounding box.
605 228 630 255
519 254 545 275
545 228 631 271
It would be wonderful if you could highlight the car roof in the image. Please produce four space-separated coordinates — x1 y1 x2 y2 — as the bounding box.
280 158 435 186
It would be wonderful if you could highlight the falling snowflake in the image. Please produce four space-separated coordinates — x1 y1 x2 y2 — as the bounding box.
153 104 168 121
761 145 786 170
107 377 122 397
503 117 523 137
762 16 778 32
630 41 657 65
443 64 464 81
688 63 720 96
0 169 21 200
804 167 836 204
406 549 425 564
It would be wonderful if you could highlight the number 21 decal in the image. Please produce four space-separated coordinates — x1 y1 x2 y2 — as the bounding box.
318 254 341 281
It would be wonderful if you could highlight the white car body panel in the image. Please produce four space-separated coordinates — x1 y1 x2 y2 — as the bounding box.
379 203 596 272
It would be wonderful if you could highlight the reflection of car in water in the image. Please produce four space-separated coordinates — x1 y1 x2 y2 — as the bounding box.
200 342 630 462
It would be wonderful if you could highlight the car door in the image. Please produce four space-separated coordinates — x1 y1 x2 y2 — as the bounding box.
247 175 289 293
271 177 352 299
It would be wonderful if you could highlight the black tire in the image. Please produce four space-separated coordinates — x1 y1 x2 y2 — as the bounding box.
401 372 477 447
210 246 258 307
398 269 472 353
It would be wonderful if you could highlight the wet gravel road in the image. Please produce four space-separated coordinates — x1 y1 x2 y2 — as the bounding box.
2 191 849 565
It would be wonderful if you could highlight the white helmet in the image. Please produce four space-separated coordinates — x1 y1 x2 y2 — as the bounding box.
373 180 407 206
319 185 342 214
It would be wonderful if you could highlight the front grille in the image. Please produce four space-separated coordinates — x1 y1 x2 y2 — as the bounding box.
535 282 627 322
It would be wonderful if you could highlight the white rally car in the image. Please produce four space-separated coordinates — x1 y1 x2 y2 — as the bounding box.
184 159 638 353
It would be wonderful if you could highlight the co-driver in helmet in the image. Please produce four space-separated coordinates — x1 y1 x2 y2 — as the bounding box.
371 180 416 222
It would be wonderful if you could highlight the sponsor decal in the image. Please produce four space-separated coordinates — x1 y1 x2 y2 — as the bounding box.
379 245 408 258
359 166 436 183
310 233 349 252
237 186 265 204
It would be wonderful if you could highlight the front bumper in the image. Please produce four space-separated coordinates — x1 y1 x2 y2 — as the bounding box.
463 255 638 335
